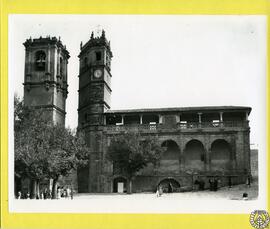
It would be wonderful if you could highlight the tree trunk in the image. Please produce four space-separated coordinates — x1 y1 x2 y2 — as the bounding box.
127 179 132 194
52 178 58 199
14 176 22 197
30 179 37 199
36 180 40 199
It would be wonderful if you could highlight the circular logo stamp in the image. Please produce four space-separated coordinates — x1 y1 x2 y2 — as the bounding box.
250 210 270 229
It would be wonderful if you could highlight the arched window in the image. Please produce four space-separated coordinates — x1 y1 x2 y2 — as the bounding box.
184 139 205 171
35 50 46 71
95 51 101 61
158 178 180 193
159 140 180 172
211 139 232 171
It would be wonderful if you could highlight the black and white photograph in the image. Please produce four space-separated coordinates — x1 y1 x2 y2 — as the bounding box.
9 15 267 213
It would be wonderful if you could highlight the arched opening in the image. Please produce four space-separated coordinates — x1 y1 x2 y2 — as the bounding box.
159 140 180 173
113 177 127 193
95 51 102 61
158 178 180 193
35 50 46 71
211 139 232 171
184 139 205 171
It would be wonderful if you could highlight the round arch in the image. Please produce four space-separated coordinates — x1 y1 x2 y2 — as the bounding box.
158 178 180 193
35 50 46 71
211 139 232 171
113 176 127 193
159 140 180 172
184 139 205 171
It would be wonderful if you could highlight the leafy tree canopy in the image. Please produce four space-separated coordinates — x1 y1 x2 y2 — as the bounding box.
14 96 90 182
107 132 164 179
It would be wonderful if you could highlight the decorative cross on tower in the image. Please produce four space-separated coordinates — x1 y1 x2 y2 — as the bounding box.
94 24 102 37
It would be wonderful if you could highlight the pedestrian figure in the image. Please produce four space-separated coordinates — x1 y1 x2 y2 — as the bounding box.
199 180 205 191
160 185 163 196
246 176 251 187
156 185 163 197
71 187 73 200
63 188 67 198
57 187 61 199
17 191 22 199
242 192 248 200
228 177 232 188
213 178 218 191
168 183 173 193
209 178 214 191
44 188 48 199
26 192 30 199
60 187 64 198
67 187 71 199
156 187 160 197
194 180 199 191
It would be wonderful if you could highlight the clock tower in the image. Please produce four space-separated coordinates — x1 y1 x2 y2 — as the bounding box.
78 30 112 127
77 30 113 192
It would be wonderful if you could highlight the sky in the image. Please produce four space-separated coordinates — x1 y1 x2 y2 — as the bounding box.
9 15 266 150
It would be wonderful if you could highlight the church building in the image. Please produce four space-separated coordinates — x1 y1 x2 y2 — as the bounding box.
22 31 252 194
76 31 252 193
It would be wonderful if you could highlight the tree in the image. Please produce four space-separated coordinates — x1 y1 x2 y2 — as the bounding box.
14 96 90 199
106 132 164 193
14 96 52 198
46 125 89 199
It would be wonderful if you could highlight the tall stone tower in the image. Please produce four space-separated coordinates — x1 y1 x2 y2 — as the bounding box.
77 30 113 192
23 36 70 125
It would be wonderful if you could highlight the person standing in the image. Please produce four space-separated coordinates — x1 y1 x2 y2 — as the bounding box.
17 191 22 199
71 187 73 200
67 187 71 199
228 176 232 188
57 187 61 199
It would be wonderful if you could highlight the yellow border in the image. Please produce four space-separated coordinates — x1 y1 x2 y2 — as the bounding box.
1 0 269 228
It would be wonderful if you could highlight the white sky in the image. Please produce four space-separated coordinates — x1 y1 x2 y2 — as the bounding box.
9 15 266 150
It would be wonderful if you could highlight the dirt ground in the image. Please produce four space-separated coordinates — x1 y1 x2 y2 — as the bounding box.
74 180 258 201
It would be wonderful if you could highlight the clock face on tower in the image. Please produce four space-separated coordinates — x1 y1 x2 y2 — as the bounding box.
94 69 102 79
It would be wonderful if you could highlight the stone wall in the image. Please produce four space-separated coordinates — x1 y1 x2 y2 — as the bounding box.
250 149 258 178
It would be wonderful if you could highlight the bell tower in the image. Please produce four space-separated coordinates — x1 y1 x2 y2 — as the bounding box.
77 30 113 193
23 36 70 125
78 30 113 127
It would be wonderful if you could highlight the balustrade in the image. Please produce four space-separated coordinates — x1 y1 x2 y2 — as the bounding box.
105 121 249 132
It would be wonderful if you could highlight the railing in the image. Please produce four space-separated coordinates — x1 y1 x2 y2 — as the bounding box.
177 121 249 129
105 124 158 132
105 121 249 132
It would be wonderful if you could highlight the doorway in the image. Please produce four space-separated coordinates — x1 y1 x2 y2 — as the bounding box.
113 177 127 193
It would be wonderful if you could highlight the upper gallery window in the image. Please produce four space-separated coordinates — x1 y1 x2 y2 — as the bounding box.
35 50 46 71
